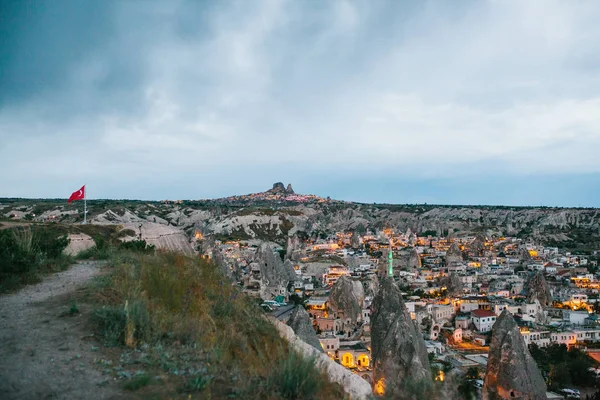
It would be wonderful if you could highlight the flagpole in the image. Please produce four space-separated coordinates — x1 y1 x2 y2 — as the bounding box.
83 185 87 225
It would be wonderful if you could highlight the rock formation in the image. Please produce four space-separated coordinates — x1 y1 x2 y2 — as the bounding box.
254 243 296 290
524 271 552 307
267 182 295 195
483 310 547 400
408 247 421 269
531 298 549 325
446 242 463 266
285 235 303 261
371 277 432 397
468 236 485 256
286 306 323 352
443 273 463 297
328 276 364 324
350 230 362 248
364 274 379 298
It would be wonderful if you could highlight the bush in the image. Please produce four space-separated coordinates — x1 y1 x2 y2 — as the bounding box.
0 226 71 292
118 240 155 253
93 306 127 346
93 300 151 346
267 352 322 400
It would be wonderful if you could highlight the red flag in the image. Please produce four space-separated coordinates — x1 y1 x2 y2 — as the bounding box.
68 185 85 203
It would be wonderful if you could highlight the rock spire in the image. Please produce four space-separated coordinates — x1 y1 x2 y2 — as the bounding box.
525 271 552 307
371 277 432 397
328 276 364 324
286 306 323 352
483 310 547 400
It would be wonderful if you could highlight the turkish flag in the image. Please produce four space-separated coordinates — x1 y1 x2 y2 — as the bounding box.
67 185 85 203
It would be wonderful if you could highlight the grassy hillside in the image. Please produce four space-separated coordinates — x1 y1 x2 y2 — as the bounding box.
87 250 346 399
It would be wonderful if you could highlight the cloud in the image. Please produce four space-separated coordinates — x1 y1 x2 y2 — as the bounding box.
1 0 600 203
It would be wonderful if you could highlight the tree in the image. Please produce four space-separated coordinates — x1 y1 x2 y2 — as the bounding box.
549 362 572 389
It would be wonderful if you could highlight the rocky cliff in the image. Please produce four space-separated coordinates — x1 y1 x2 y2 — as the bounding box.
371 277 432 397
524 271 553 307
328 276 364 324
286 306 323 352
483 310 547 400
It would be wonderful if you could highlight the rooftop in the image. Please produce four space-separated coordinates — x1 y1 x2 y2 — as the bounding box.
471 309 497 318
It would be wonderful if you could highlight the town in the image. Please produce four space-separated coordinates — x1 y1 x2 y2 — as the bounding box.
200 225 600 398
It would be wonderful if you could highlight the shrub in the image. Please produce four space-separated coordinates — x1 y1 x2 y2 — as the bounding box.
93 306 127 346
118 240 155 253
266 352 322 400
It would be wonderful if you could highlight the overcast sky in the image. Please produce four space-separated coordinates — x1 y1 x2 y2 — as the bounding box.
1 0 600 206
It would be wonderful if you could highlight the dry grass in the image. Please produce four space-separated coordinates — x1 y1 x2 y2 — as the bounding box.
92 250 346 399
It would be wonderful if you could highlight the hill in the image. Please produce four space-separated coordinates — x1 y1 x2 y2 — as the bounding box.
1 183 599 251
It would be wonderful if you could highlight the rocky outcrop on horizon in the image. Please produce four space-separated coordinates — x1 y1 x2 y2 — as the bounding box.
371 277 432 397
267 182 295 195
525 271 553 307
5 192 600 250
286 306 323 352
328 276 364 324
483 310 547 400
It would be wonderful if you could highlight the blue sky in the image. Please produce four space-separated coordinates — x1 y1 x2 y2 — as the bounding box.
1 0 600 206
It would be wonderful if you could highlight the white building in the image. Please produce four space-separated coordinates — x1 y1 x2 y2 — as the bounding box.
562 310 591 325
471 309 497 333
521 330 551 347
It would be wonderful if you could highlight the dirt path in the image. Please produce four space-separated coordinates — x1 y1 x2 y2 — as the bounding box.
0 261 127 400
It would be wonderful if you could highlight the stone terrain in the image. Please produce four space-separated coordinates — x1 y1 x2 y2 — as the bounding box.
443 273 463 297
371 277 431 397
328 276 364 324
286 306 323 351
483 310 547 400
253 243 297 299
524 270 553 307
445 242 463 266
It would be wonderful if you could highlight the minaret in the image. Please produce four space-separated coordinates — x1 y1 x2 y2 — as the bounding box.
388 239 394 278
